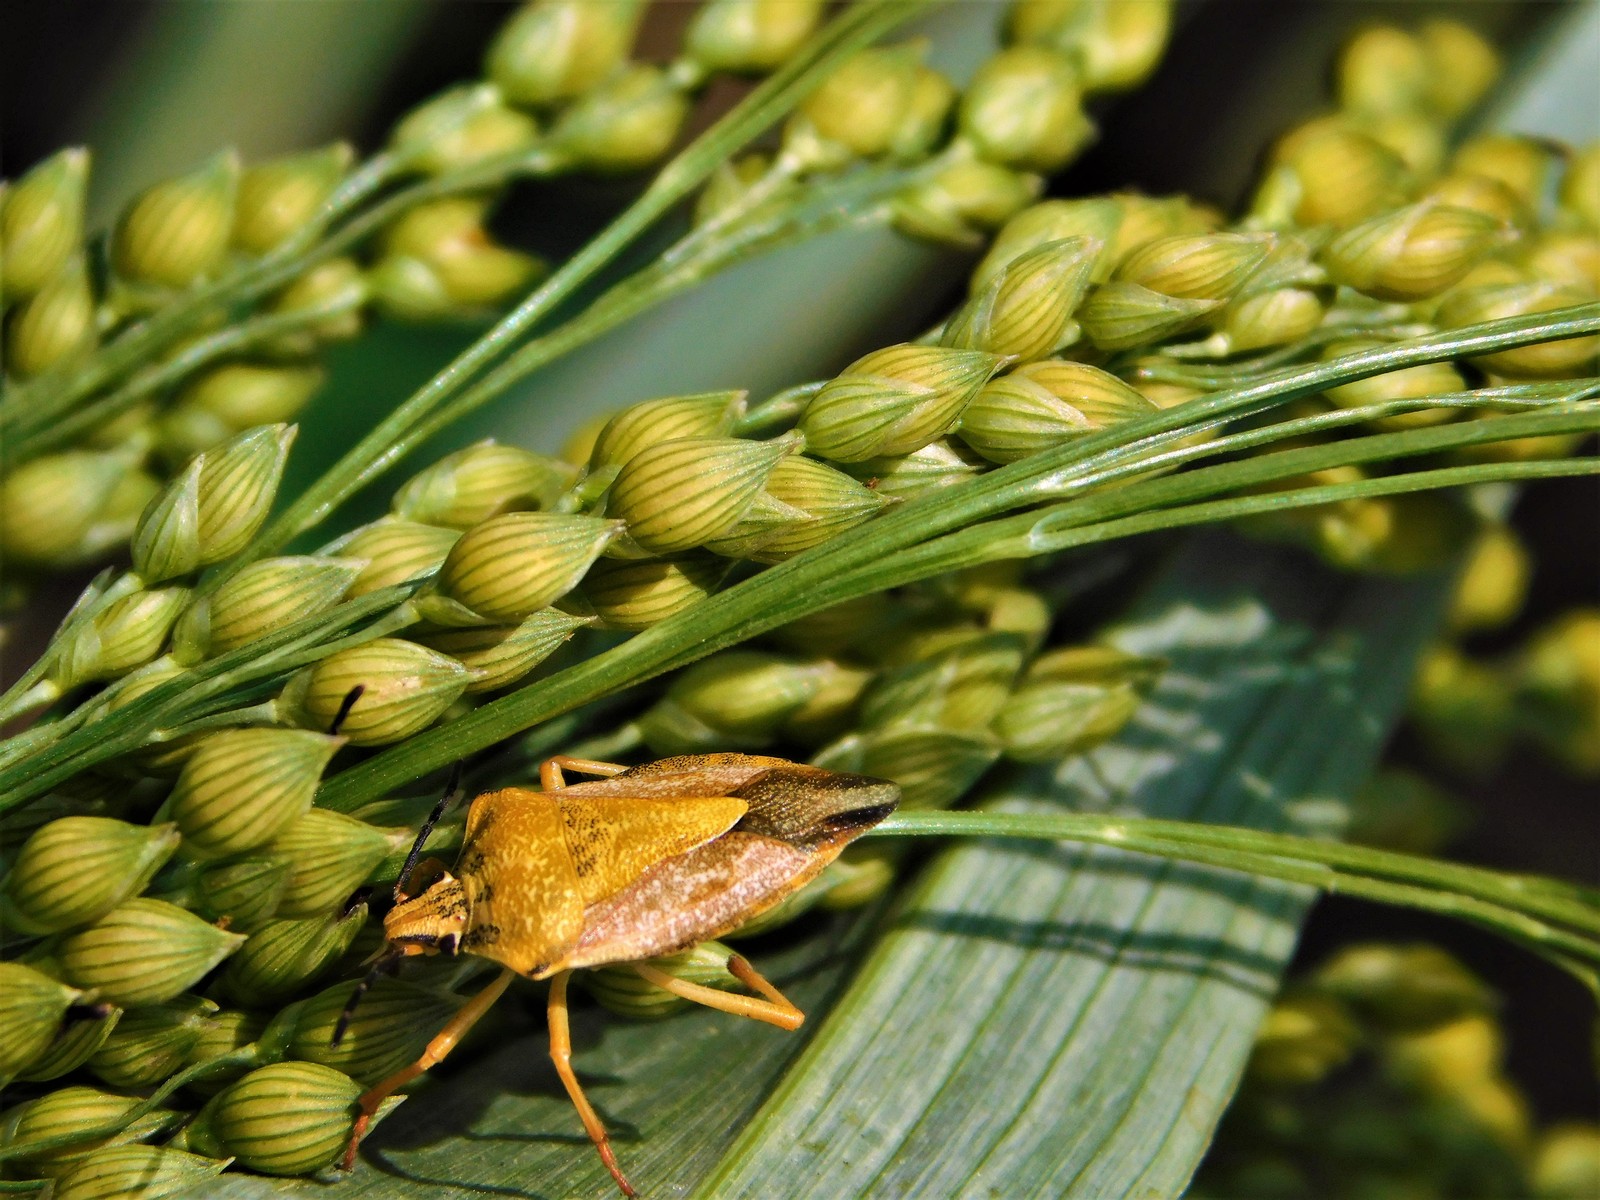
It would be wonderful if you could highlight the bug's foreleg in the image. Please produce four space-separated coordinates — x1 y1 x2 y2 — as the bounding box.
540 755 630 791
549 969 638 1198
340 967 516 1171
630 953 805 1031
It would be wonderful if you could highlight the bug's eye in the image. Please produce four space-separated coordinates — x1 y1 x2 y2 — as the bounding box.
438 932 460 954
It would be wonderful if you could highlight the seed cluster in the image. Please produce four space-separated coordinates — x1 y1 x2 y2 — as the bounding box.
0 0 837 579
1195 941 1600 1199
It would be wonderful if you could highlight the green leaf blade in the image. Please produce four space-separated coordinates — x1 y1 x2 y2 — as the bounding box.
701 533 1449 1197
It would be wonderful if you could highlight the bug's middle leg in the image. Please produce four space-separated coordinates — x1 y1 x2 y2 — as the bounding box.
630 953 805 1031
340 967 515 1170
549 969 637 1198
541 755 630 791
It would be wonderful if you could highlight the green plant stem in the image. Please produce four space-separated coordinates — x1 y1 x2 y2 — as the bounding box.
0 581 426 808
7 292 365 461
0 1046 262 1166
396 157 937 463
0 152 403 436
314 307 1600 809
235 0 934 567
0 570 141 725
865 810 1600 983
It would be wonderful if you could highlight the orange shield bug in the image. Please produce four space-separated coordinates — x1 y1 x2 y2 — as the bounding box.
335 752 899 1196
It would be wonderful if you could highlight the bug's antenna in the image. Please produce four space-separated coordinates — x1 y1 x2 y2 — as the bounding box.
329 685 365 736
394 762 464 902
332 949 400 1048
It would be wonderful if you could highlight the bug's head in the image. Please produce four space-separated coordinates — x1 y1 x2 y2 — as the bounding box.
383 867 468 957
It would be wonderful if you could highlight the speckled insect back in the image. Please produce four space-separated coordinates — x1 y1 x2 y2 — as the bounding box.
339 752 899 1196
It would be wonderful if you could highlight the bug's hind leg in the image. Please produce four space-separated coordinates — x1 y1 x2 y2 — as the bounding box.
549 970 637 1198
630 952 804 1031
541 756 630 791
340 967 515 1170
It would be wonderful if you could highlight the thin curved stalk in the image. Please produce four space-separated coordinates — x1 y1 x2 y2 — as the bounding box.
237 0 936 567
315 307 1600 808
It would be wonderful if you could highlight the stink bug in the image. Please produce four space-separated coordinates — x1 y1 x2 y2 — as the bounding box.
336 752 899 1195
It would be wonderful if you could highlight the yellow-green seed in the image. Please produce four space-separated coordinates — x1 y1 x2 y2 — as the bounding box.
233 144 353 254
287 976 460 1085
1321 341 1466 429
112 151 239 288
208 1061 362 1175
87 996 216 1090
380 196 541 308
439 511 622 621
1336 24 1430 115
393 440 575 529
959 45 1094 173
1268 123 1408 228
390 84 540 175
589 390 747 473
801 344 1002 462
3 817 180 934
891 157 1043 248
1312 942 1494 1032
581 555 728 630
1560 143 1600 230
131 423 296 581
1010 0 1173 93
419 608 593 693
1453 134 1553 210
859 632 1028 733
942 236 1099 361
844 437 986 502
335 518 461 597
0 1086 179 1176
266 257 368 347
1116 232 1273 301
0 962 85 1079
266 808 406 918
551 65 689 172
792 44 927 161
640 651 849 755
13 1002 122 1083
6 254 97 378
221 905 367 1004
1 148 89 297
182 1008 271 1096
607 435 795 554
286 638 472 745
48 1144 230 1200
815 724 1002 811
1245 991 1359 1087
0 451 156 569
159 362 324 461
176 555 361 660
49 587 189 689
1419 19 1501 119
706 456 891 561
1531 1123 1600 1199
1077 280 1220 350
1323 202 1506 301
59 899 245 1007
1438 282 1600 378
687 0 823 73
195 856 290 931
995 645 1160 761
959 359 1155 463
170 727 343 858
974 197 1123 290
486 0 644 106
